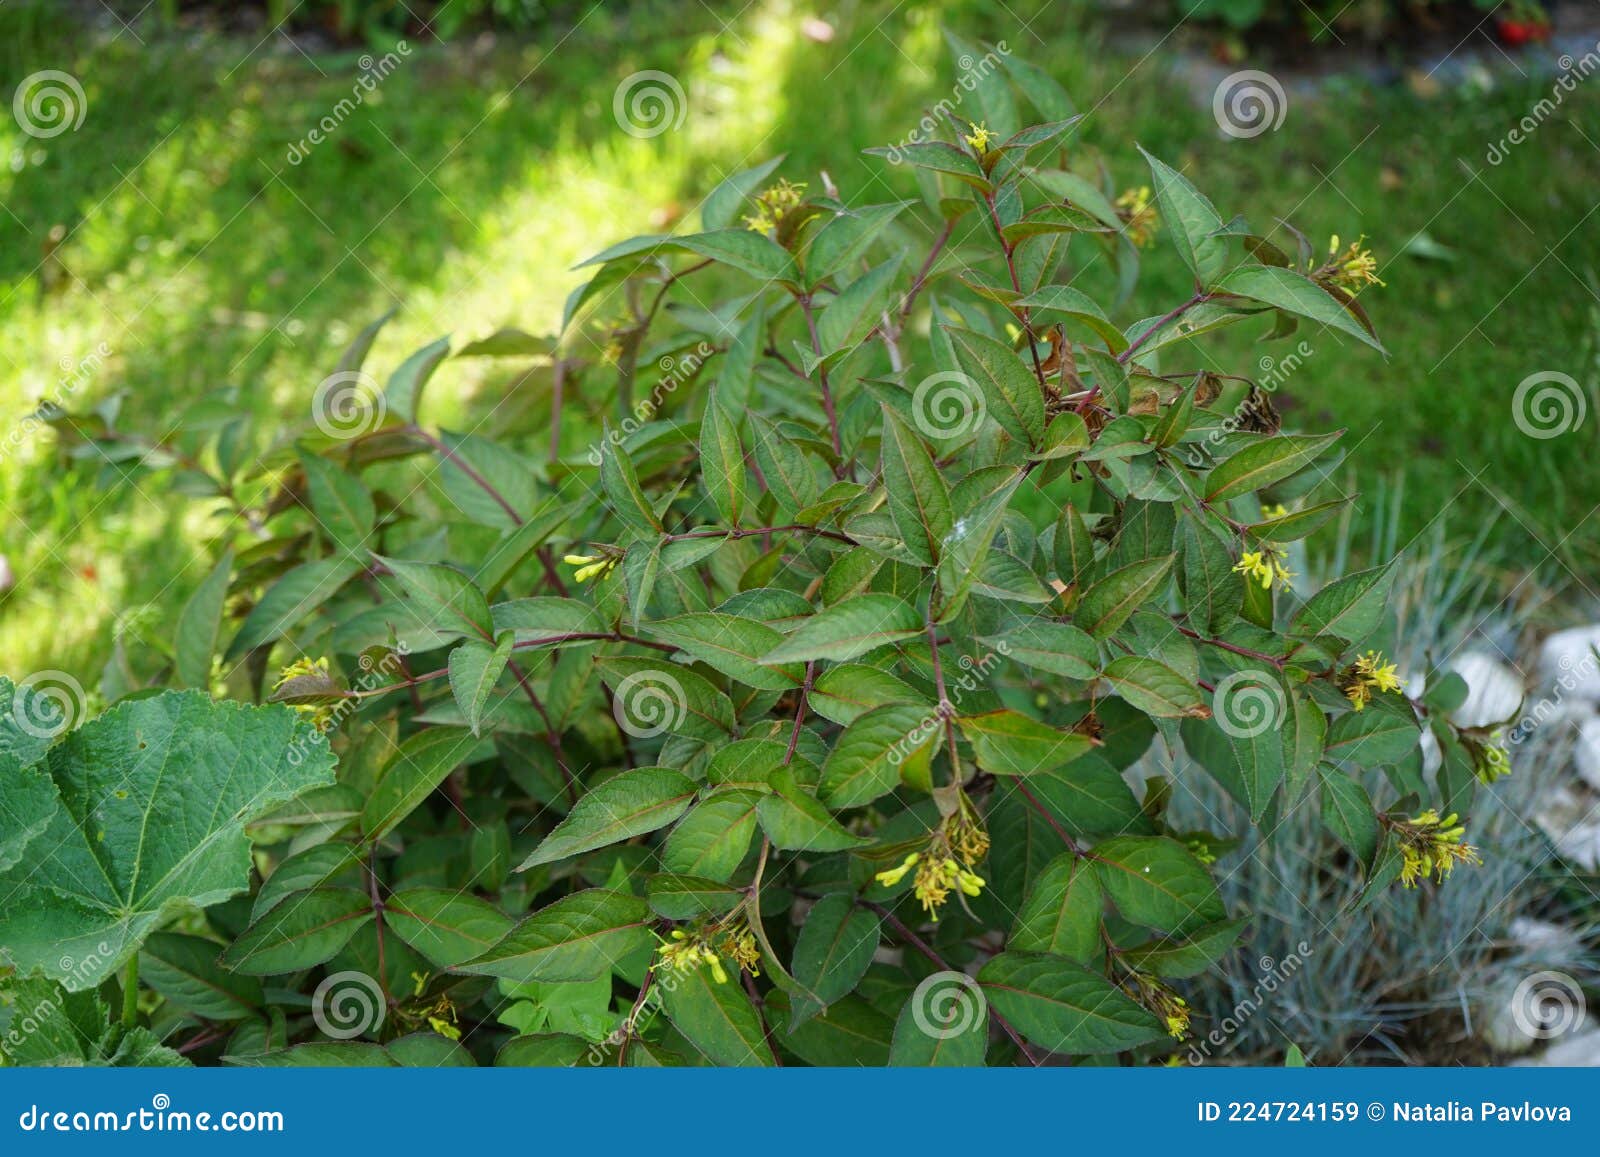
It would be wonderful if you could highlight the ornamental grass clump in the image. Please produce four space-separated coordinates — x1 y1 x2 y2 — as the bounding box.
1 38 1508 1067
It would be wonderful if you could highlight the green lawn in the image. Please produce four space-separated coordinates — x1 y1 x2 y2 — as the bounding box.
2 0 1597 681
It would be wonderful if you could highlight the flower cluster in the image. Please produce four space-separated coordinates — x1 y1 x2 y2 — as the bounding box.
1115 185 1159 249
1321 234 1384 292
563 551 618 584
1394 809 1482 888
963 122 993 153
1121 971 1190 1039
741 178 807 235
1338 650 1404 711
656 919 761 985
875 801 989 921
1233 547 1293 591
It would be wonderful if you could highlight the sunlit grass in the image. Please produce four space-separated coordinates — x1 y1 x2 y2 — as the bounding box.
1 0 1596 681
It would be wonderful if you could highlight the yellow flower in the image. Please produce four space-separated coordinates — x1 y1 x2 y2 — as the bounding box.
1116 186 1159 248
874 852 920 888
1232 548 1293 591
1324 233 1384 291
1120 972 1190 1040
1395 809 1481 888
563 551 617 584
742 178 807 234
1475 730 1512 784
964 122 993 153
1341 650 1404 711
273 655 329 690
1260 503 1289 521
656 919 757 985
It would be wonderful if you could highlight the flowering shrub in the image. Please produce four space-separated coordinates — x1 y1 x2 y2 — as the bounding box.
1 40 1509 1067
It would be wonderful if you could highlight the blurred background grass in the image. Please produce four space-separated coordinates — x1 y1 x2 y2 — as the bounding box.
2 0 1597 684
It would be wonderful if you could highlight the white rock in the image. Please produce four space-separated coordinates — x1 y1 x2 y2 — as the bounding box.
1514 1026 1600 1067
1539 626 1600 704
1576 717 1600 792
1447 652 1525 729
1508 917 1584 957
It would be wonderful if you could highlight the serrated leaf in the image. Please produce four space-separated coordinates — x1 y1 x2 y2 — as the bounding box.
518 767 698 869
1139 147 1225 286
662 790 762 882
226 557 360 660
175 550 232 689
646 612 804 692
0 692 335 990
1091 836 1224 936
375 556 493 643
821 704 939 808
1075 555 1173 639
1101 656 1204 718
1319 768 1379 868
383 888 516 968
459 890 653 984
945 326 1045 446
880 407 952 566
960 710 1091 776
1204 433 1342 504
1215 265 1384 352
764 595 922 665
756 769 870 852
448 633 514 735
660 960 776 1065
980 951 1165 1053
1010 853 1102 961
700 390 745 526
361 726 479 840
788 894 880 1028
140 932 263 1020
221 887 373 975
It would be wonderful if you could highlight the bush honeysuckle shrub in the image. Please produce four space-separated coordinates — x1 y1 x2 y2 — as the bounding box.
3 40 1512 1067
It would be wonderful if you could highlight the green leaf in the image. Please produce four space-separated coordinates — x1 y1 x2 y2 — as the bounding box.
660 961 776 1065
0 692 335 989
1215 265 1385 352
1091 835 1225 936
662 790 762 882
226 557 360 659
375 556 493 642
1290 562 1397 648
980 951 1166 1053
777 993 894 1066
806 201 911 287
298 451 375 557
383 888 515 968
1319 768 1379 868
960 711 1092 776
490 596 607 641
701 155 785 231
1101 656 1204 718
459 890 653 984
1016 285 1128 354
747 412 820 518
1325 698 1419 767
518 766 699 869
174 549 232 689
1181 712 1285 823
646 874 746 921
1052 503 1095 591
1139 147 1225 286
868 141 989 188
945 326 1045 446
757 769 869 852
821 704 939 808
675 229 797 283
1204 433 1342 503
1010 853 1102 961
1121 918 1249 979
646 612 804 692
700 390 746 526
448 633 514 735
361 726 479 840
888 983 988 1067
815 256 903 356
140 933 262 1020
1180 515 1242 634
385 335 450 423
880 407 953 565
764 594 922 665
981 622 1099 680
1074 555 1174 639
600 434 664 538
789 894 880 1026
220 888 372 975
809 663 923 726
